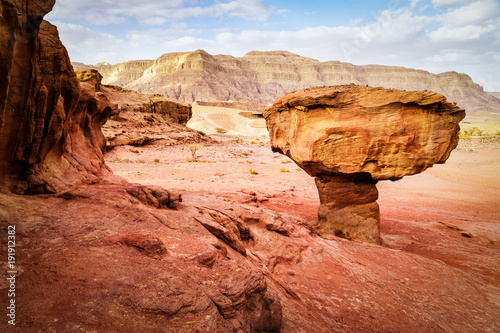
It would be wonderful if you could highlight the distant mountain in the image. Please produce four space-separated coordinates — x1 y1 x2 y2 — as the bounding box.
489 92 500 100
72 50 500 114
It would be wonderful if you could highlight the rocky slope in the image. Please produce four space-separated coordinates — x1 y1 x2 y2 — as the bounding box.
101 85 192 125
73 69 193 126
76 50 500 114
73 60 155 87
490 92 500 99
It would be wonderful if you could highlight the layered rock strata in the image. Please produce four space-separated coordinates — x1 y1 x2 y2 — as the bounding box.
264 85 466 243
77 50 500 114
99 85 192 125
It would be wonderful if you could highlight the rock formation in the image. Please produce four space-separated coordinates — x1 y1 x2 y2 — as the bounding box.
76 50 500 114
0 1 282 330
72 60 155 87
101 106 210 149
0 0 119 193
99 85 192 125
264 85 466 243
75 69 103 90
2 1 499 332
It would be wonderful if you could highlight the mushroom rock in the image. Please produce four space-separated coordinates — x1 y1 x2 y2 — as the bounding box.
263 85 465 244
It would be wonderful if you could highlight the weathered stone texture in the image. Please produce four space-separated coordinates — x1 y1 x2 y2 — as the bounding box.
0 1 118 193
264 85 465 243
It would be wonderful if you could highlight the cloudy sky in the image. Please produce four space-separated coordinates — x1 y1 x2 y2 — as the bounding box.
46 0 500 91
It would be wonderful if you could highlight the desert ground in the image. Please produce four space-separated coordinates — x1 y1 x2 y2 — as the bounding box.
105 105 500 285
3 106 499 332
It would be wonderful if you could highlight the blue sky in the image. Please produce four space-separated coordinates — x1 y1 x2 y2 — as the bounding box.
46 0 500 91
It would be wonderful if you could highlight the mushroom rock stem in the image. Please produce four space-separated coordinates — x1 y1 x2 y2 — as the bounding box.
314 175 380 244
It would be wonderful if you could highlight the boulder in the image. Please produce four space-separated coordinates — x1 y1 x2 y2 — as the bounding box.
75 69 103 90
264 85 465 243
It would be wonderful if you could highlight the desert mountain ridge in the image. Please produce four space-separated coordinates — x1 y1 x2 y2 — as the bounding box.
72 49 500 114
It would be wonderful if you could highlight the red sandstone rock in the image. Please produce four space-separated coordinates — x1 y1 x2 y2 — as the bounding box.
75 69 103 91
1 1 498 332
264 85 465 243
101 84 193 125
0 2 119 193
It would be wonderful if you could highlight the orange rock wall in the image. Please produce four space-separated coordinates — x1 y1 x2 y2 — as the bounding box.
0 1 117 193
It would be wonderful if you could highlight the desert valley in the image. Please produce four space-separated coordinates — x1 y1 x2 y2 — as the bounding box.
1 0 500 332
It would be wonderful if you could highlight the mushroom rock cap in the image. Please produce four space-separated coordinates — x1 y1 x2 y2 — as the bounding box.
263 85 465 181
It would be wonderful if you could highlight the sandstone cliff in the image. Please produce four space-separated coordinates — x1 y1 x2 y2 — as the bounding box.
75 69 103 90
72 69 193 125
0 0 120 193
101 85 192 125
79 50 500 114
73 60 155 87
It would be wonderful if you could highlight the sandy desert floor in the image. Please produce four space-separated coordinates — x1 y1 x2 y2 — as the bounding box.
3 112 498 332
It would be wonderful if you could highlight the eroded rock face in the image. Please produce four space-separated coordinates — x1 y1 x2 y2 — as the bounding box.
100 85 192 125
264 85 465 243
75 69 103 90
80 49 500 114
0 2 118 193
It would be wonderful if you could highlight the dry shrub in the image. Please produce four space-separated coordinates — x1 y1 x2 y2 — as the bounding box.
249 168 259 175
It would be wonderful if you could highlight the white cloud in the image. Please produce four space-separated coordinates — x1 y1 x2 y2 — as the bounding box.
161 8 433 64
410 0 424 8
83 13 127 26
47 1 500 90
438 0 500 27
228 0 274 21
46 0 275 24
429 23 496 41
140 17 168 26
126 25 203 48
428 51 467 62
49 21 127 64
432 0 475 7
349 18 363 26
